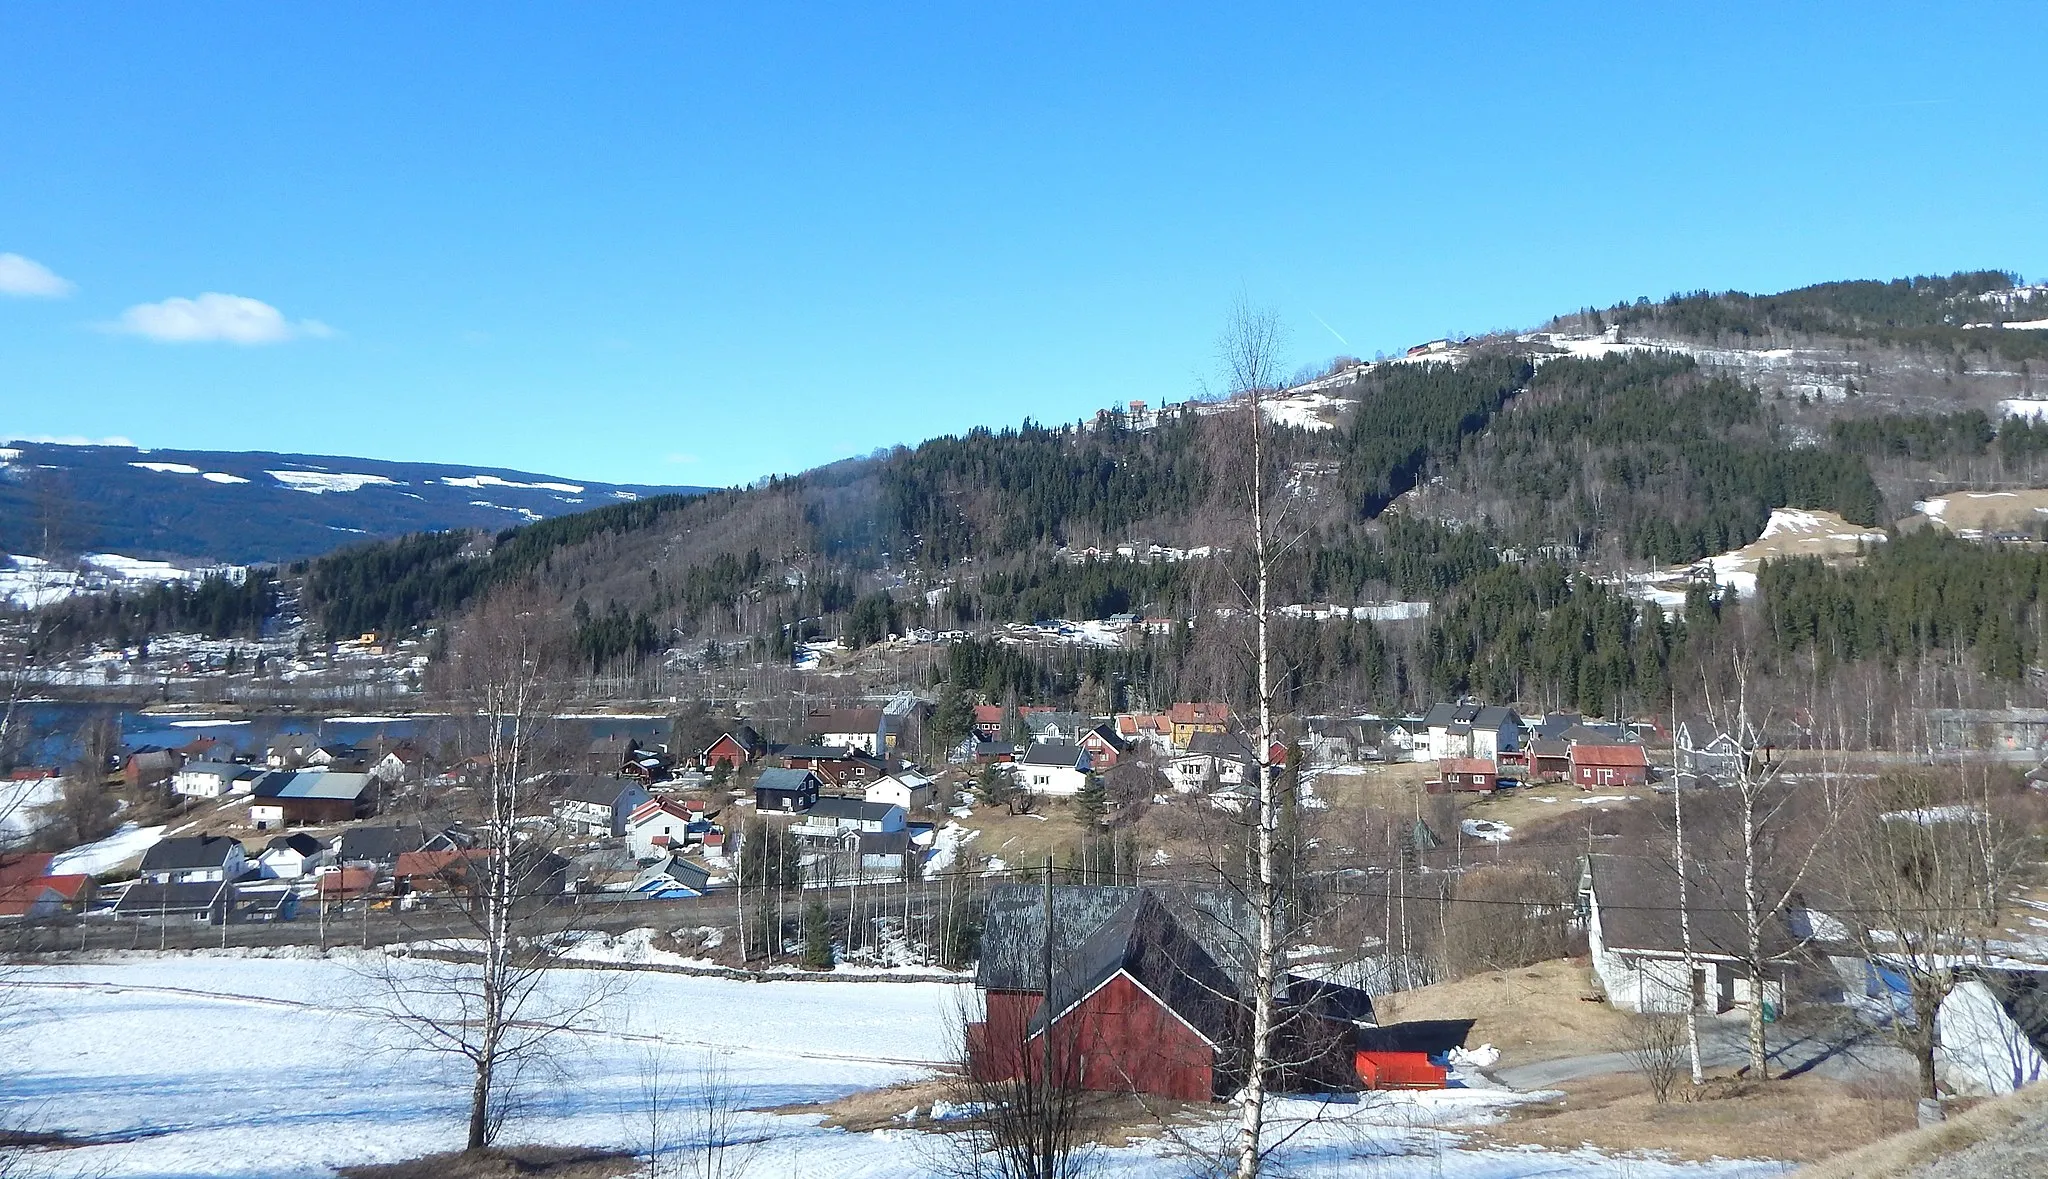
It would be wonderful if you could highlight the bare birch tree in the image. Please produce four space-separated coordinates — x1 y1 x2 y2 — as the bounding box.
367 588 621 1152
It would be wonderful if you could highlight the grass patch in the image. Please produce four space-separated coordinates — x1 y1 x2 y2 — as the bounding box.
339 1145 638 1179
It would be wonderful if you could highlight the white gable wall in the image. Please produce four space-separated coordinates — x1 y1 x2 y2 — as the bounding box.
1937 979 2048 1096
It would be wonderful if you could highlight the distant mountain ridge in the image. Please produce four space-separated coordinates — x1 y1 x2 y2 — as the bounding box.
0 440 710 564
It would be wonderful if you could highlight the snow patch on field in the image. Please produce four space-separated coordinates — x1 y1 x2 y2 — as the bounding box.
50 821 166 876
268 469 401 493
129 461 201 475
1261 390 1352 431
1618 508 1885 614
202 471 251 484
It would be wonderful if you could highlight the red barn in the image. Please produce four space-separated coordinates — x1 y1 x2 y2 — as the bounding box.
701 726 765 771
971 705 1006 741
968 885 1248 1102
1571 742 1650 788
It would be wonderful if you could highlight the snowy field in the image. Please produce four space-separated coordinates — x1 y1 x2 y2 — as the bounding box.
3 954 1793 1179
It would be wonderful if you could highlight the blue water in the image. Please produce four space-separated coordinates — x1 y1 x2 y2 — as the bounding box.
11 701 673 766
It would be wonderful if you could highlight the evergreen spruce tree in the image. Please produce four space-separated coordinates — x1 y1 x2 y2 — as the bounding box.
801 898 835 970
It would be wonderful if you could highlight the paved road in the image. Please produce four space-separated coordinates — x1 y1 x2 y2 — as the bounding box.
1497 1009 1916 1088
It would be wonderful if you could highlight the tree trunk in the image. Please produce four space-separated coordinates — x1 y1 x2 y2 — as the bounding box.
468 1061 492 1152
1235 365 1277 1179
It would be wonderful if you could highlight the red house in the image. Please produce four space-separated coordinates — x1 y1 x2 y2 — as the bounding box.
971 705 1006 742
1433 757 1499 793
968 885 1247 1102
701 726 765 771
1571 742 1650 788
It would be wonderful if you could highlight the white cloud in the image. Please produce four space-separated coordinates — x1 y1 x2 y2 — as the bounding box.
0 253 76 298
110 292 333 344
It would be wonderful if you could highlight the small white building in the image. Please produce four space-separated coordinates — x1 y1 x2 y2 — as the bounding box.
1018 742 1090 797
171 762 257 799
864 771 934 812
256 833 329 880
624 798 702 861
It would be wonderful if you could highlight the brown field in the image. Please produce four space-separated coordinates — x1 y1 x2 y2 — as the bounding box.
1374 957 1626 1068
1793 1081 2048 1179
1472 1072 1917 1165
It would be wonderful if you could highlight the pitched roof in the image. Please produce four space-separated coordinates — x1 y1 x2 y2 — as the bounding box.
1572 743 1650 768
395 849 485 880
176 762 255 781
807 707 882 734
627 798 696 826
1022 741 1088 768
1967 968 2048 1060
1168 702 1231 726
250 770 374 801
139 836 243 873
800 796 901 823
977 883 1255 994
263 833 326 857
335 825 411 864
114 879 227 915
774 744 861 762
1024 889 1245 1048
555 774 641 808
706 725 762 752
973 705 1006 725
1185 731 1254 758
318 867 377 897
754 767 820 794
1441 757 1497 775
0 852 55 889
1587 854 1793 959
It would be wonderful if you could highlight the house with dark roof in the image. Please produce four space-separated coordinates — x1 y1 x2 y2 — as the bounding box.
754 767 822 814
123 748 181 789
633 854 712 898
139 836 247 885
332 825 411 871
114 879 231 923
805 707 887 755
248 771 377 830
1023 711 1091 745
1078 722 1129 769
1675 717 1743 779
968 883 1371 1101
1019 742 1091 796
1583 853 1793 1015
551 774 654 838
256 832 329 879
1421 703 1524 762
791 797 906 845
1934 966 2048 1096
1172 731 1254 791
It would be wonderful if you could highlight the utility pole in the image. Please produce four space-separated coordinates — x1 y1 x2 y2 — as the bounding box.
1674 698 1702 1087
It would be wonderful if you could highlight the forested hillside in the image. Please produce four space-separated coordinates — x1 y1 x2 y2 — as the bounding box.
83 269 2048 722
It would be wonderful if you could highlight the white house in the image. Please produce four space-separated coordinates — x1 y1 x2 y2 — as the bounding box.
138 836 247 885
1018 742 1091 796
256 833 329 879
171 762 257 799
792 797 906 844
1171 731 1254 791
1584 854 1787 1015
1935 968 2048 1096
624 798 702 861
552 775 654 839
1421 703 1523 762
864 771 934 812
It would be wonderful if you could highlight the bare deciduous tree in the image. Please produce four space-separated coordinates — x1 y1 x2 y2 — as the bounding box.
1836 769 2015 1099
635 1047 769 1179
365 588 622 1152
1615 1012 1689 1105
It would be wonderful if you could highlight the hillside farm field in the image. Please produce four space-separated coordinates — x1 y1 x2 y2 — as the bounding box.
1 954 1795 1179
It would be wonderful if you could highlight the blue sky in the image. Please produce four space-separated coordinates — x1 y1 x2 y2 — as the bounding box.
3 4 2043 488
